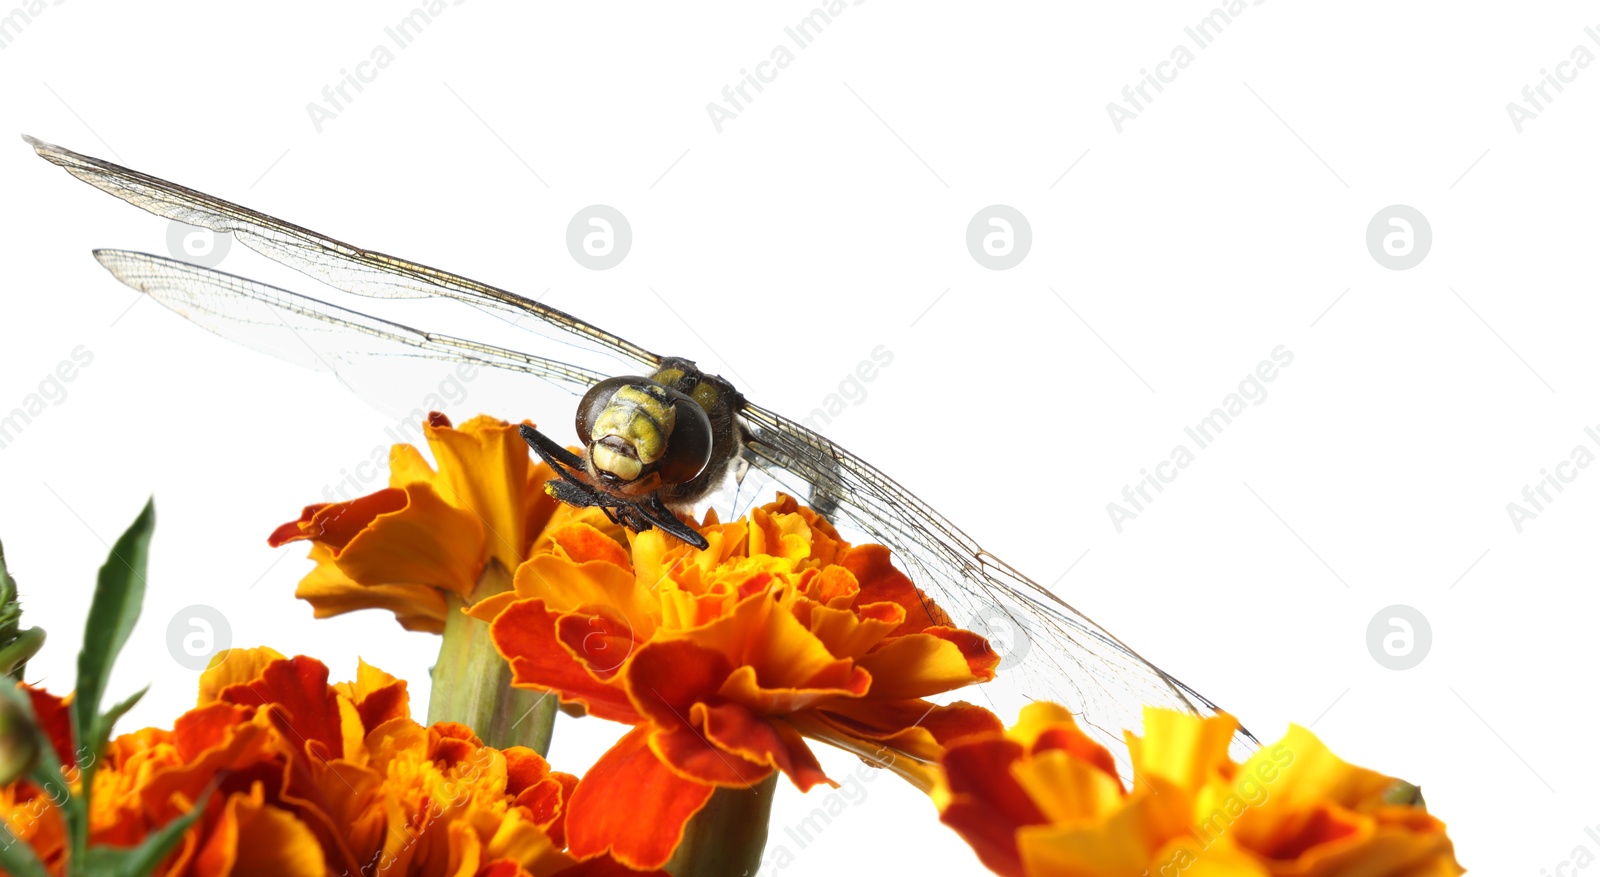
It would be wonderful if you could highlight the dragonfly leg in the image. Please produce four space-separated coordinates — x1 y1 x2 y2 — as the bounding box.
642 495 710 550
523 423 709 550
520 424 588 480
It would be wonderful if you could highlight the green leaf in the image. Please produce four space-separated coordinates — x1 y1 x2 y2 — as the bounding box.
71 498 156 861
89 784 212 877
0 540 44 682
73 499 154 746
0 538 16 608
0 829 52 877
93 685 150 756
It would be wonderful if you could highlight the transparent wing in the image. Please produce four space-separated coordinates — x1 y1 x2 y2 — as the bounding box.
38 135 1250 767
93 249 609 398
26 135 661 379
739 402 1257 764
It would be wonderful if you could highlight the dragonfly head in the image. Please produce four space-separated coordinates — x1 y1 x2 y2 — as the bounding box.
577 376 713 487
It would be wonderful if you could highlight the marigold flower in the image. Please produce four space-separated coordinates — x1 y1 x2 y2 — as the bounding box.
269 413 618 632
475 495 1004 870
933 703 1466 877
2 649 662 876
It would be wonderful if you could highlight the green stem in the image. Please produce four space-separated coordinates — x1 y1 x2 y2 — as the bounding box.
665 773 778 877
427 561 556 754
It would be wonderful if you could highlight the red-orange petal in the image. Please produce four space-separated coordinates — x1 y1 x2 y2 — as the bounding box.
218 656 344 757
566 726 716 870
624 639 732 731
490 599 640 723
939 737 1050 877
555 605 640 682
844 544 952 634
267 489 406 549
173 701 256 760
23 683 75 768
649 722 770 788
548 522 634 569
700 703 830 792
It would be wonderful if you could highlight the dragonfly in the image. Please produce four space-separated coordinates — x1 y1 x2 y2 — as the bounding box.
25 135 1255 764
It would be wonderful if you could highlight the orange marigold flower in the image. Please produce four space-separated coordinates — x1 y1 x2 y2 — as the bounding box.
476 495 1005 870
3 649 662 876
269 413 618 632
933 703 1466 877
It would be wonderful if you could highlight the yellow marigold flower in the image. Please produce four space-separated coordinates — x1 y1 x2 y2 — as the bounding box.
269 413 617 632
2 649 663 876
477 495 1004 870
933 703 1466 877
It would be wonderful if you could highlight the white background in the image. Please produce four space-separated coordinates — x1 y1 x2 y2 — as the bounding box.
2 2 1596 874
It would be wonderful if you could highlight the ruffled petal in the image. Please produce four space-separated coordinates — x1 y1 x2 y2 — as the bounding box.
565 726 715 870
855 628 998 700
425 415 533 575
192 784 327 877
331 480 486 597
294 542 451 633
198 647 287 706
491 599 640 722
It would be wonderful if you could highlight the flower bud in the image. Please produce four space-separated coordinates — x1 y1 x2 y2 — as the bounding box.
1383 779 1426 807
0 695 40 786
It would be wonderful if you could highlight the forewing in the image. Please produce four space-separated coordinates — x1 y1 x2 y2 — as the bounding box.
93 249 609 401
26 135 660 379
738 402 1256 765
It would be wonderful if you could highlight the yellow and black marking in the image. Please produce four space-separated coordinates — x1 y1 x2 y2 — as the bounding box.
649 358 744 501
522 358 744 550
652 364 723 415
589 383 678 480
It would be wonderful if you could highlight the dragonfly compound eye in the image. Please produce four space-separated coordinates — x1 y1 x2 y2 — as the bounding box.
576 377 711 485
655 396 713 486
